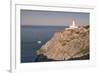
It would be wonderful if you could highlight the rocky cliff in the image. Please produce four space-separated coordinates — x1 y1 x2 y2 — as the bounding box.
36 25 89 61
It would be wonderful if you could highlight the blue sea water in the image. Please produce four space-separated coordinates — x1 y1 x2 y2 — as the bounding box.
21 25 67 63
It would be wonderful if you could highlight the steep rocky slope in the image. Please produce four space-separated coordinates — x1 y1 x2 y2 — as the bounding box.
36 25 89 60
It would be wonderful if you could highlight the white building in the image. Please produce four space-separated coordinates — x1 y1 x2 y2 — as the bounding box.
65 20 78 30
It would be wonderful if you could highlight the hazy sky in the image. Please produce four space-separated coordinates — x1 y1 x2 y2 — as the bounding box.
21 10 89 26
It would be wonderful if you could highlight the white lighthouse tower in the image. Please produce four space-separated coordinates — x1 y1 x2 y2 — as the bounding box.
65 20 78 30
70 20 78 28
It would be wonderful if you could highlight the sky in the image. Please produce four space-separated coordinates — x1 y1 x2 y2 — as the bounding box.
21 9 89 26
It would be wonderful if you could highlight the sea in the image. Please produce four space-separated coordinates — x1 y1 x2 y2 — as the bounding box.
21 25 68 63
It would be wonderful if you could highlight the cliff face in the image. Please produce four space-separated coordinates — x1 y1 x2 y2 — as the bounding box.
37 25 89 60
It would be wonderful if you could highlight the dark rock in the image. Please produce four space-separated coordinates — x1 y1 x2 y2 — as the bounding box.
35 54 89 62
35 54 55 62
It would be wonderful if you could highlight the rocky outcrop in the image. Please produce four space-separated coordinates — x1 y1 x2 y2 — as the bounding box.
37 25 89 60
35 54 55 62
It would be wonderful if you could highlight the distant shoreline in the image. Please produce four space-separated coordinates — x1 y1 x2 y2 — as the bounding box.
21 25 69 28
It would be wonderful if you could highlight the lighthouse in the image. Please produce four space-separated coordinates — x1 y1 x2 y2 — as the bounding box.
70 20 78 28
65 20 78 30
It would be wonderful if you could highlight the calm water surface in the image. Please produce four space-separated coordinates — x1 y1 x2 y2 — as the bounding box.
21 25 67 63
